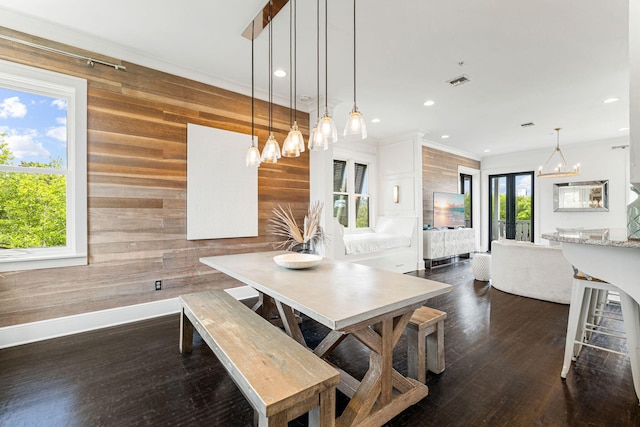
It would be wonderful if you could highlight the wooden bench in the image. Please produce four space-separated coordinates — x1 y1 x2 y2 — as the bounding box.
180 290 340 427
406 306 447 384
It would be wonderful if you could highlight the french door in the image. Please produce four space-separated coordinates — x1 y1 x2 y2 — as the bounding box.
489 171 534 248
460 173 473 228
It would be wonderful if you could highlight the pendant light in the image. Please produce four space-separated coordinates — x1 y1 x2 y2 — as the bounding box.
282 0 303 157
246 21 261 167
537 128 580 178
261 0 281 163
318 0 338 143
343 0 367 140
308 0 328 150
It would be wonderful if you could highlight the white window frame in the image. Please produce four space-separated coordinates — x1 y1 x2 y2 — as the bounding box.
333 152 376 233
0 59 87 272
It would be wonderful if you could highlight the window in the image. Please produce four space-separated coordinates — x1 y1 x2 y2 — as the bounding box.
0 59 87 272
333 159 370 229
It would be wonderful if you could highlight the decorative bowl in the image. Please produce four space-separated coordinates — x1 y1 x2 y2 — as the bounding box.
273 253 322 269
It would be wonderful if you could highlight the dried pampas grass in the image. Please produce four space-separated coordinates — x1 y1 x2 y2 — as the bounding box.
268 201 325 251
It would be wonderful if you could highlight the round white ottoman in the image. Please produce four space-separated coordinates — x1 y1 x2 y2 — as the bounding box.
472 253 491 281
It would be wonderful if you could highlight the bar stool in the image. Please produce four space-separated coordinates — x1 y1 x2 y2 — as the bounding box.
561 271 640 385
406 306 447 384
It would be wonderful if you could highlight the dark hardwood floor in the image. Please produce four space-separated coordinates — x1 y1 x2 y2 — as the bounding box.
2 260 639 426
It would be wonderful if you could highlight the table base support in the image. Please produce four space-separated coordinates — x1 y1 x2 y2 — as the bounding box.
336 377 428 427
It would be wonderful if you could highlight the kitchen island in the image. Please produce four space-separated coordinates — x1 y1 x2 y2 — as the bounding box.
542 229 640 402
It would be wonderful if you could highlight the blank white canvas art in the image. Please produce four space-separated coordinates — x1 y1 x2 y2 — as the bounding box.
187 123 258 240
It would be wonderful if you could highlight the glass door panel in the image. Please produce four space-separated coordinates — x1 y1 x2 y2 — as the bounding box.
460 173 472 228
490 176 507 242
489 172 534 248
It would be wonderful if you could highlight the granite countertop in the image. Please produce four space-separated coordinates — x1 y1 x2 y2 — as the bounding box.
541 228 640 248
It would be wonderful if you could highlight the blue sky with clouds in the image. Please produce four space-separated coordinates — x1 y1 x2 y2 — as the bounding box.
0 88 67 168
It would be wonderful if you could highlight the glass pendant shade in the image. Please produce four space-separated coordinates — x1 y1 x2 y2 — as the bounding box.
291 121 305 153
344 106 367 140
319 111 338 143
246 145 261 167
308 122 328 151
282 131 301 158
282 121 304 157
261 133 281 163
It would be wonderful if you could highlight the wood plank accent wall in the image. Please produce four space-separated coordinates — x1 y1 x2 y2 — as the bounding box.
422 146 480 227
0 28 310 327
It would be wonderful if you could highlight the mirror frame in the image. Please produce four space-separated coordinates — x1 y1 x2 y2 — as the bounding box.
553 180 609 212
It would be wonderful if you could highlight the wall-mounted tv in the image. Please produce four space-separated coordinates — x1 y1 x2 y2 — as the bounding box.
433 192 465 228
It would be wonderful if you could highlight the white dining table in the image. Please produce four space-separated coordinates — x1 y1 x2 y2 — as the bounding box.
200 251 452 427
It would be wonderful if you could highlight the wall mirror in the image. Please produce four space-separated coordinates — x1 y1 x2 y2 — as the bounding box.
553 180 609 212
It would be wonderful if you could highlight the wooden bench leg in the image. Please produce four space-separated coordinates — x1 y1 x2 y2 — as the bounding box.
427 321 445 374
257 411 288 427
407 327 426 384
180 308 194 354
309 387 336 427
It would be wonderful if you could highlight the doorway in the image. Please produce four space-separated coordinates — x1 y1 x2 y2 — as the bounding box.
460 173 473 228
489 171 534 248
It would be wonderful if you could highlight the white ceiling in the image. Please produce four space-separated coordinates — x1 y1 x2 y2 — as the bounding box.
0 0 630 158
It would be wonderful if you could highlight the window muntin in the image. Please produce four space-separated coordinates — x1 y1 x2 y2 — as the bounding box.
333 160 348 227
332 159 371 230
354 163 369 228
0 59 87 272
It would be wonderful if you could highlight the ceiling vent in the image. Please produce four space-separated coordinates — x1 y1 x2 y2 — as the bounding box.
446 74 471 86
520 122 536 128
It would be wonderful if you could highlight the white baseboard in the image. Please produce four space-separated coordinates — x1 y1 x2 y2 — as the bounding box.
0 287 260 349
0 298 181 349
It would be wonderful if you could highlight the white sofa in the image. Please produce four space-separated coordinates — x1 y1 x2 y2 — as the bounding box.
330 216 419 273
491 240 574 304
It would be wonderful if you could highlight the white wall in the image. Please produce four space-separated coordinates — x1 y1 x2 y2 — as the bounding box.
630 0 640 187
377 139 420 217
480 136 630 250
377 133 423 268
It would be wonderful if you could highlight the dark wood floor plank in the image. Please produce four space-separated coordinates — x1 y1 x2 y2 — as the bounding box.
1 260 639 426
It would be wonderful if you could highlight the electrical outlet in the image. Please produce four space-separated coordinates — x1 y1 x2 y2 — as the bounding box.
155 280 162 291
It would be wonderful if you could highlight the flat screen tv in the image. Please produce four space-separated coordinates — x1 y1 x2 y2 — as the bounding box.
433 192 465 228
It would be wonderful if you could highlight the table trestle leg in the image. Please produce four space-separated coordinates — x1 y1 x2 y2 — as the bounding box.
335 311 429 427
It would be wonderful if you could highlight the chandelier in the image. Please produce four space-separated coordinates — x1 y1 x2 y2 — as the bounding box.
537 128 580 178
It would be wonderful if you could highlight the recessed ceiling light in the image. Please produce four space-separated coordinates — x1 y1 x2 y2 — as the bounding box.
423 100 435 106
371 118 380 123
619 127 629 131
603 97 619 104
441 135 450 139
274 69 287 78
483 149 491 153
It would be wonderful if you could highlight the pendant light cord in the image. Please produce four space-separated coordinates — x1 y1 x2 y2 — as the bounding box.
324 0 328 113
251 22 255 147
353 0 357 107
293 0 297 121
268 0 273 133
316 0 320 120
289 0 293 125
